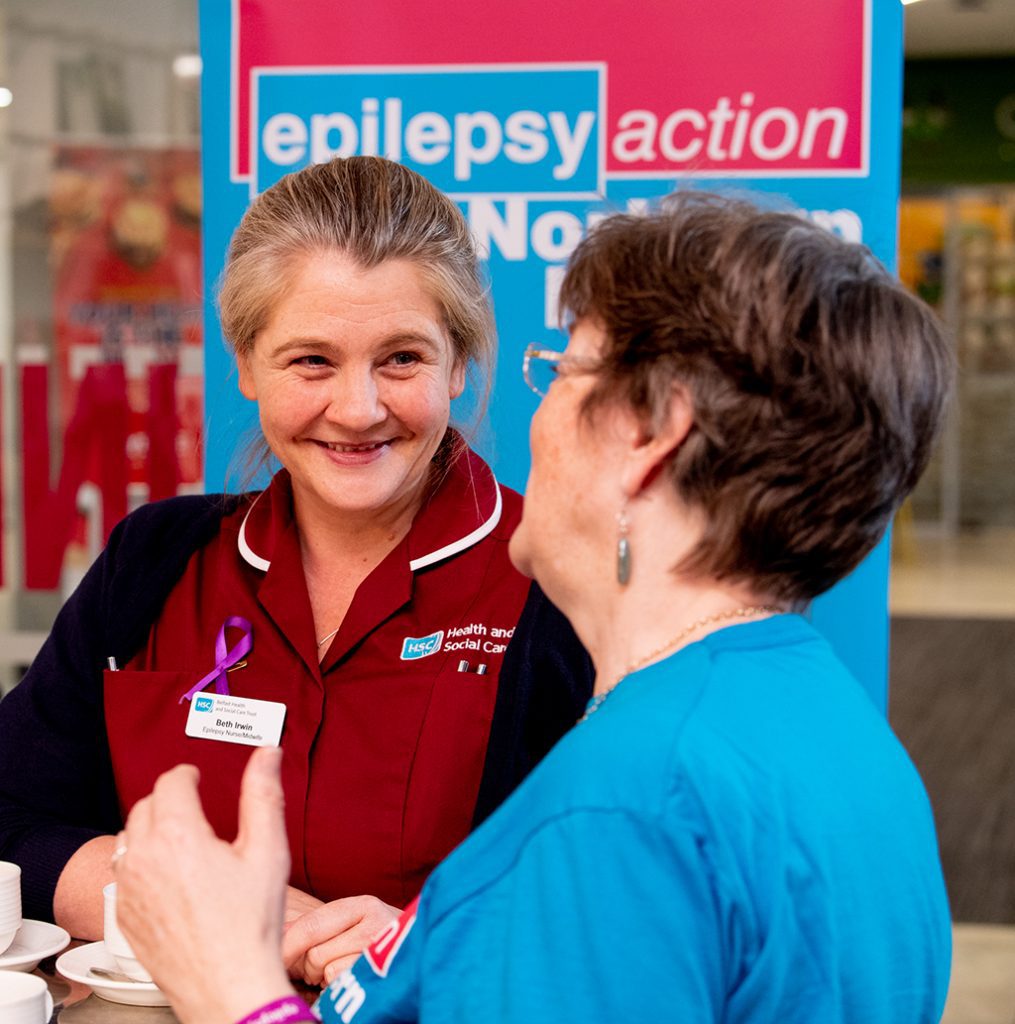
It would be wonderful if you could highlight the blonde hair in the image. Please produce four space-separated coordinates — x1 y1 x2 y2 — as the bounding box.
219 156 494 396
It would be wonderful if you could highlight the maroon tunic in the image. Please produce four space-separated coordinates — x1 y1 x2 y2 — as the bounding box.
103 448 529 907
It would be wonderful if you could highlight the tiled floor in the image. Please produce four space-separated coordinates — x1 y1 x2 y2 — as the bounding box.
944 925 1015 1024
891 527 1015 1023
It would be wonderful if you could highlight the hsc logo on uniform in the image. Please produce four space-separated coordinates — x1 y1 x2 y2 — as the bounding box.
194 696 215 713
399 630 445 661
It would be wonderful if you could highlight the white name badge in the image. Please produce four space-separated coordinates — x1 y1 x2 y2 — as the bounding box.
184 693 286 747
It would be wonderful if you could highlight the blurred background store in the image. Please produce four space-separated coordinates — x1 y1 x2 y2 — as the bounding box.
889 4 1015 1019
895 4 1015 620
0 0 1012 1018
0 0 200 670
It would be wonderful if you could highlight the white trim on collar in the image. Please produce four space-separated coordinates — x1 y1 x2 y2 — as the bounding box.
236 479 505 574
409 481 503 571
238 491 271 571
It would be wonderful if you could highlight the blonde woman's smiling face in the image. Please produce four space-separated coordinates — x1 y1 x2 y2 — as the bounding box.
238 251 465 525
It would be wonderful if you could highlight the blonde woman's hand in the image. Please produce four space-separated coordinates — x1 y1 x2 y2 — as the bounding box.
285 885 325 925
283 894 400 986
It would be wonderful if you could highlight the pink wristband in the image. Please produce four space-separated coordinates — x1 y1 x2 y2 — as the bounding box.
234 995 318 1024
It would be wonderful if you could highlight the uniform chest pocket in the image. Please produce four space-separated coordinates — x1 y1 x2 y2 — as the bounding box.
103 670 251 841
398 659 502 896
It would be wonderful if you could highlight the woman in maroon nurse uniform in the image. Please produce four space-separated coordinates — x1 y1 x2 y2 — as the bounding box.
0 156 591 985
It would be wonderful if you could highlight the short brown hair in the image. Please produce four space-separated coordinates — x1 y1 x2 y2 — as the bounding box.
219 156 494 394
559 191 953 605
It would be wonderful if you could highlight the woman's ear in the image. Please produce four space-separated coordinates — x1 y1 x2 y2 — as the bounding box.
620 384 694 499
237 353 257 401
449 359 466 401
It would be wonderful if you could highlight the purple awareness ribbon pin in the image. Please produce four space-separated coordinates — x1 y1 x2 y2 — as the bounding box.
179 616 253 703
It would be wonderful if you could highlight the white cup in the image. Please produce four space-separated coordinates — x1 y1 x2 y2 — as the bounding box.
0 861 23 954
102 882 152 983
0 972 53 1024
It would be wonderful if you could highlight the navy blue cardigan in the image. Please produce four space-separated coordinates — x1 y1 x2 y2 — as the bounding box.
0 495 592 922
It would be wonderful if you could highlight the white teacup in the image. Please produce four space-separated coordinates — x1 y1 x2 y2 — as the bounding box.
0 972 53 1024
0 861 23 955
102 882 152 983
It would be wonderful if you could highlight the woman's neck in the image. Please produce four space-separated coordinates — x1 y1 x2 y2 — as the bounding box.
582 581 782 697
290 478 428 658
291 477 426 572
556 494 781 696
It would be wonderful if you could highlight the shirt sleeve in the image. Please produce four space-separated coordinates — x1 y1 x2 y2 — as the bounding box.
0 534 123 921
0 496 229 922
439 806 728 1023
317 802 729 1023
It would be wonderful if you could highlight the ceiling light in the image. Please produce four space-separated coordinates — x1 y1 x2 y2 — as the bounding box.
173 54 203 79
0 88 12 108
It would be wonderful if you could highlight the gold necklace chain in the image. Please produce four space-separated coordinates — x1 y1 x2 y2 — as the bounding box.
317 627 341 648
579 604 784 723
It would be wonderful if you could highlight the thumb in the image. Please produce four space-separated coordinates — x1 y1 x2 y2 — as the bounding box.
236 745 288 869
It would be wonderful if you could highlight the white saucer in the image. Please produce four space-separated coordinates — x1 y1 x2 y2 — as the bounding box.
55 941 171 1007
0 919 70 972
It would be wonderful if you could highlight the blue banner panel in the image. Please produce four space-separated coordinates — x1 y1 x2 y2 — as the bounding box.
253 66 603 197
199 0 901 706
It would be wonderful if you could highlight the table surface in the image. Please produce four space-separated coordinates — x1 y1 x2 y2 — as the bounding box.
35 945 178 1023
32 942 318 1023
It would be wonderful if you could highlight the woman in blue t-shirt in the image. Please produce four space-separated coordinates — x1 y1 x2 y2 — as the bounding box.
112 191 954 1024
